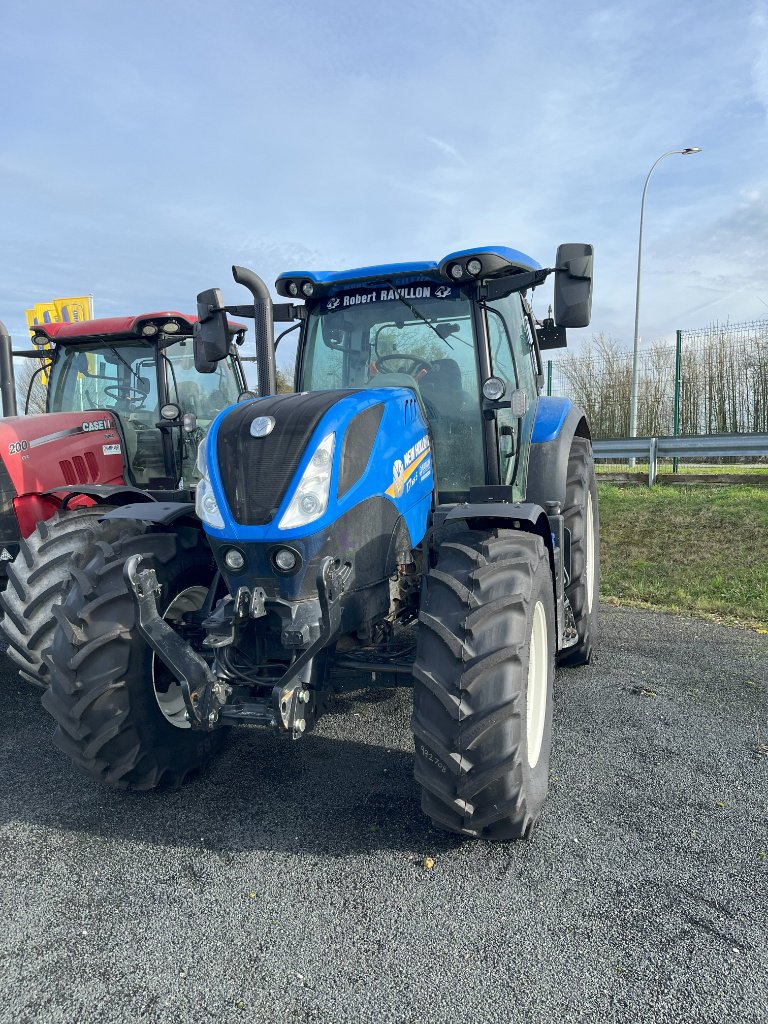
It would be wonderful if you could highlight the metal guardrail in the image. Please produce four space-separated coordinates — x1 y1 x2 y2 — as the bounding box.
592 433 768 485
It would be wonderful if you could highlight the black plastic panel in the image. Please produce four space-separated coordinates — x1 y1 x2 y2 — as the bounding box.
337 403 384 499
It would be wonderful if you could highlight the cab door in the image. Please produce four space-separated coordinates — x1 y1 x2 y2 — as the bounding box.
484 294 539 500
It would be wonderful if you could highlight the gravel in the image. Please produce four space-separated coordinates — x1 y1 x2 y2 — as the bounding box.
0 605 766 1023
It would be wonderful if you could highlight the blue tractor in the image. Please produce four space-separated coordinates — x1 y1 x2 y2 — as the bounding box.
43 244 598 840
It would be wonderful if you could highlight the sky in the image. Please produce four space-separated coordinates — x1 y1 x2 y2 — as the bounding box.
2 0 768 371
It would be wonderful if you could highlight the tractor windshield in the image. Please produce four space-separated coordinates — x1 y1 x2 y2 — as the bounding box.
47 338 241 489
301 284 485 494
48 342 166 487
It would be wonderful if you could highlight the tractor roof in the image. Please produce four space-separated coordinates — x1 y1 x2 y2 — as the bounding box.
32 312 246 345
275 245 542 294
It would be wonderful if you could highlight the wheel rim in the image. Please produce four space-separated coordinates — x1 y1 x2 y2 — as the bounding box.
585 489 595 615
152 586 208 729
527 600 548 768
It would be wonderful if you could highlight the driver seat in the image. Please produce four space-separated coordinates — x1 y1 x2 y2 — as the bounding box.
420 358 464 412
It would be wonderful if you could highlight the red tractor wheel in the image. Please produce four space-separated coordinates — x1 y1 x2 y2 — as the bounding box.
0 506 113 688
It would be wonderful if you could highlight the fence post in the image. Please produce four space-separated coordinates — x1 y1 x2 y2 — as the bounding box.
546 360 553 397
673 328 682 472
649 437 658 486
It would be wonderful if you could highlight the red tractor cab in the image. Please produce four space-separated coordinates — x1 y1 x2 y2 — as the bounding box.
0 311 248 685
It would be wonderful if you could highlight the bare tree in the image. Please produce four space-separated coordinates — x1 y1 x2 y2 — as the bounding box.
549 321 768 439
14 359 48 414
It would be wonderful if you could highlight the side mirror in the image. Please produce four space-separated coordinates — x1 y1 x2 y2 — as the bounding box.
554 243 593 328
194 288 230 373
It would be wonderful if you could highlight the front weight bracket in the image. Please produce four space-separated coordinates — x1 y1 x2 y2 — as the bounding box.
124 554 220 729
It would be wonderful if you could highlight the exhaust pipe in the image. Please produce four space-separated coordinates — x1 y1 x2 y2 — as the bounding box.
0 321 17 417
232 266 276 397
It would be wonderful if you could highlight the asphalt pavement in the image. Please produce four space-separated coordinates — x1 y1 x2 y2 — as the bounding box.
1 605 767 1024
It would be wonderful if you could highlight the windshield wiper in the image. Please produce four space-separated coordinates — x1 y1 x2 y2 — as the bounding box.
109 347 145 387
386 281 454 350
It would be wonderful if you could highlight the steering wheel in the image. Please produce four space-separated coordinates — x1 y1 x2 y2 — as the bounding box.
372 353 432 377
104 384 147 409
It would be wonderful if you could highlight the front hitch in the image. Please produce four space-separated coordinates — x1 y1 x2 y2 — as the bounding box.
125 554 349 739
220 556 349 738
124 555 221 729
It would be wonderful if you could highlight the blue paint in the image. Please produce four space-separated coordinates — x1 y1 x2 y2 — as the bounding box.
276 245 541 289
440 246 542 271
532 396 573 443
277 261 438 288
202 387 433 548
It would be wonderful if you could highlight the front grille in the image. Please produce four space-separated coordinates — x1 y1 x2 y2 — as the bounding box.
217 391 358 525
59 452 99 485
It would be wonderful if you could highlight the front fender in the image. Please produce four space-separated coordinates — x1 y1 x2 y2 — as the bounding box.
526 398 591 509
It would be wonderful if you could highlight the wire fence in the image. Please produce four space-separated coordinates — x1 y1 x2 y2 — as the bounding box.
546 320 768 440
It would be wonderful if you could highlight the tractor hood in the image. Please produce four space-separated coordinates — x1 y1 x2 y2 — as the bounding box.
199 387 434 546
0 411 125 498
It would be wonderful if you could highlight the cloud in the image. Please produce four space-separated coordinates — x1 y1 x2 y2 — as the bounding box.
425 136 467 166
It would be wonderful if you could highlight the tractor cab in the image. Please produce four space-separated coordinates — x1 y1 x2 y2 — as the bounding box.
34 313 247 489
278 245 589 502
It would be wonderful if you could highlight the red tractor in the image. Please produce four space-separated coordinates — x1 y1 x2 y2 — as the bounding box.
0 312 248 686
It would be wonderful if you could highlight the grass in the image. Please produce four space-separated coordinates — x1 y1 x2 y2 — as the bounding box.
596 463 768 476
598 483 768 630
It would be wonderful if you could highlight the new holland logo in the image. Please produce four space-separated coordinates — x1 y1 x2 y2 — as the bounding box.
386 434 431 500
392 459 405 498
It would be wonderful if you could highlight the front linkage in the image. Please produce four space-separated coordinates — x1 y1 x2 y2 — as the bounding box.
125 554 348 739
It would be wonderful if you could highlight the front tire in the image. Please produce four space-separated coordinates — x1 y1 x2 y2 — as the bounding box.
411 528 555 840
0 506 115 688
42 518 225 790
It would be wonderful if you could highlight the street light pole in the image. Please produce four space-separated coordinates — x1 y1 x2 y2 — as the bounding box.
629 147 701 440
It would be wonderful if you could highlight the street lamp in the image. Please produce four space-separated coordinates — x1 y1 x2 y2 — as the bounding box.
629 147 702 440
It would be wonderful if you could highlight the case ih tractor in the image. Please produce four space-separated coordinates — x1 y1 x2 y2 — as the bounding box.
41 246 598 840
0 313 247 686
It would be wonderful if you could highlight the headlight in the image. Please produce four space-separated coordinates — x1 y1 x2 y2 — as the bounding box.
482 376 507 401
194 440 225 529
279 433 335 530
196 439 208 477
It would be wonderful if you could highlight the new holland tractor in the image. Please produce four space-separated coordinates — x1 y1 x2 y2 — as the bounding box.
41 246 598 839
0 312 248 686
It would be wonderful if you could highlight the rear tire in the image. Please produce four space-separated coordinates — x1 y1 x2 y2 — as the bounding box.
0 506 114 688
558 437 600 667
412 528 555 840
41 518 225 790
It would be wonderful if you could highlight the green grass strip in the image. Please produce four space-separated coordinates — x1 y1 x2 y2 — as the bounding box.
598 484 768 630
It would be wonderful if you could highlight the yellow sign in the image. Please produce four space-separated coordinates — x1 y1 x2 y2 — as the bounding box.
25 296 92 386
32 302 60 327
54 296 92 323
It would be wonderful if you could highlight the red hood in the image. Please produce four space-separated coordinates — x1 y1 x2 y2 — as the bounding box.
0 411 125 497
